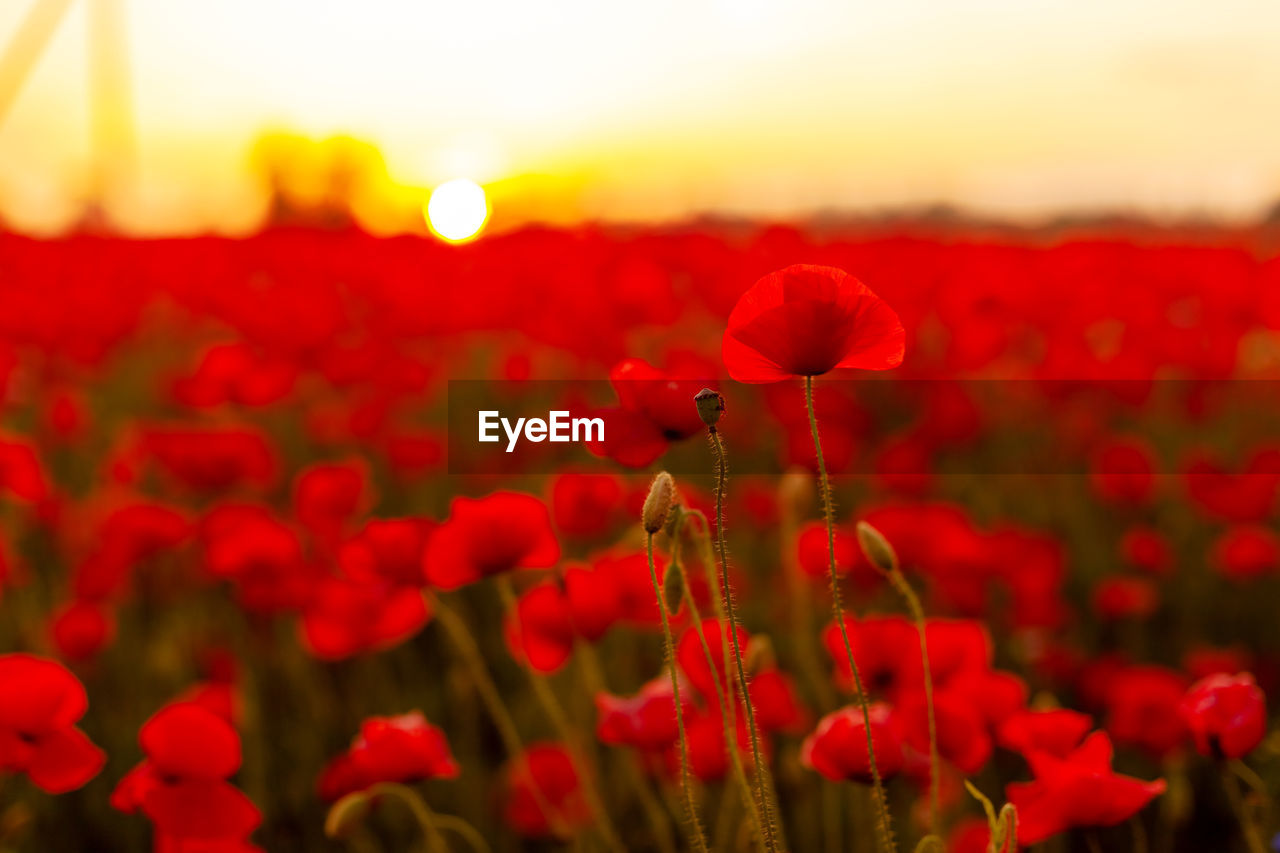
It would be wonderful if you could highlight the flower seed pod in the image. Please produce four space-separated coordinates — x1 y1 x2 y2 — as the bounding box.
643 471 676 534
856 521 899 574
694 387 725 430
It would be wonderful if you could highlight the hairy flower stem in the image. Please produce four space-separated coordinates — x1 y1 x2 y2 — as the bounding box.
431 594 570 839
495 578 625 853
647 531 711 853
670 512 770 853
804 375 894 853
706 429 786 853
576 643 678 853
885 568 939 831
780 486 837 712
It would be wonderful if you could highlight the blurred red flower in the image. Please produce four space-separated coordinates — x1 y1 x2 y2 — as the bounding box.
1006 731 1165 844
1179 672 1266 760
595 675 687 751
800 703 903 784
0 654 105 793
424 492 560 590
502 743 591 838
676 618 748 701
318 712 460 801
1104 666 1189 760
111 701 260 845
997 709 1093 759
1209 525 1280 582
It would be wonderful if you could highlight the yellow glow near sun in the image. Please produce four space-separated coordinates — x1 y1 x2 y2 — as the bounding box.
425 179 489 242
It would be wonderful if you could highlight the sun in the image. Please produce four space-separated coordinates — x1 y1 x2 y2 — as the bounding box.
425 179 489 242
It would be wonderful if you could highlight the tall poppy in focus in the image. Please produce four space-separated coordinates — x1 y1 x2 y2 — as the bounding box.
722 264 906 852
721 265 904 383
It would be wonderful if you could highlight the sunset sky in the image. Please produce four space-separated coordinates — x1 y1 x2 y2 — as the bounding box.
1 0 1278 234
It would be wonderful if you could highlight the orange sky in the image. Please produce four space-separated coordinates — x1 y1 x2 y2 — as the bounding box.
1 0 1279 235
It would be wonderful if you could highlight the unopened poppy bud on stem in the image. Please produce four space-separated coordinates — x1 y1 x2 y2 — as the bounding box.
643 472 676 534
693 388 725 430
856 521 899 575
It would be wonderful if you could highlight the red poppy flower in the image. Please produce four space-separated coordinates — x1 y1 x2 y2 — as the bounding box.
549 474 625 539
680 706 758 781
111 701 260 843
1091 577 1159 621
596 675 688 752
1006 731 1165 844
894 688 992 775
338 518 436 588
504 581 578 673
1120 526 1173 575
1089 438 1157 505
821 615 917 697
796 521 863 580
1209 525 1280 582
200 505 312 614
0 654 105 793
1104 666 1189 760
721 265 905 383
800 703 903 784
292 460 371 549
563 563 624 640
142 426 277 494
749 669 807 734
424 492 560 590
998 709 1093 759
318 712 460 801
609 357 715 441
0 436 52 505
300 576 430 660
172 341 298 409
502 743 592 838
676 619 748 701
591 550 672 629
49 599 116 662
1183 448 1280 523
1179 672 1266 760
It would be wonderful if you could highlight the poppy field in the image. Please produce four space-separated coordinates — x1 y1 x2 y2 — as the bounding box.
3 220 1280 852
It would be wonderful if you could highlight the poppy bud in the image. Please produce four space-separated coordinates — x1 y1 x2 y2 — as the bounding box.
643 472 676 534
693 388 725 430
324 790 372 839
662 559 684 616
856 521 899 574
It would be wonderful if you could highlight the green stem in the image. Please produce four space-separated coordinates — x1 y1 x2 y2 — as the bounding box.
707 429 785 853
886 568 938 831
430 594 570 839
495 578 625 852
647 531 711 853
804 375 894 853
672 511 770 853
